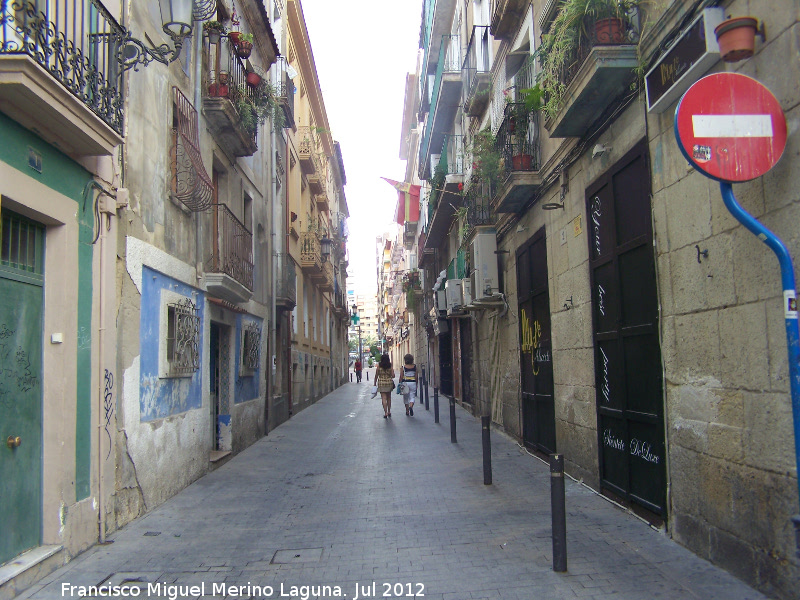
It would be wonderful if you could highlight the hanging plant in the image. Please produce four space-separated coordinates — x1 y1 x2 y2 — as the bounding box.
235 33 254 58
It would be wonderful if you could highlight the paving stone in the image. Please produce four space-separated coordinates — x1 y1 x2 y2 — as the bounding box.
14 382 770 600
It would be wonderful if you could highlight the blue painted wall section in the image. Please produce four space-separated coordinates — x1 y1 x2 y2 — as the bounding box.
139 266 204 421
234 314 261 404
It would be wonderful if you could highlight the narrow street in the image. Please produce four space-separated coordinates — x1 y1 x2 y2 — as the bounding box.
20 380 765 600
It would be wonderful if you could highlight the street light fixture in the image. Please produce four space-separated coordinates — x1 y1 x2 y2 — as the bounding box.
320 237 332 262
118 0 195 72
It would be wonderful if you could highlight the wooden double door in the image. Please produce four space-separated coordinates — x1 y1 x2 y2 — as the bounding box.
587 141 666 516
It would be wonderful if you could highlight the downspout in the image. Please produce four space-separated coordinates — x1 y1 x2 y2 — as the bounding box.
268 119 278 435
193 20 203 282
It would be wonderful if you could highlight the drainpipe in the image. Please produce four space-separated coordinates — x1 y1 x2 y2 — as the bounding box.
268 118 278 435
193 20 203 282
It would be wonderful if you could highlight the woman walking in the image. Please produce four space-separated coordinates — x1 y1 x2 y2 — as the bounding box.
375 353 396 418
401 354 418 416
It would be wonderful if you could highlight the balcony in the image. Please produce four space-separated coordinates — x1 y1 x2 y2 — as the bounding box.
0 0 124 157
297 126 317 174
418 34 462 180
307 156 324 194
273 56 294 128
462 179 495 243
462 26 491 117
204 204 254 304
333 284 349 320
490 0 529 40
275 253 296 311
544 15 640 138
403 221 417 249
493 102 542 213
315 192 329 213
299 230 324 281
422 134 462 254
320 260 334 293
203 39 258 157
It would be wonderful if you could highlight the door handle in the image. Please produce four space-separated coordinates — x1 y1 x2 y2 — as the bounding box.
6 436 21 449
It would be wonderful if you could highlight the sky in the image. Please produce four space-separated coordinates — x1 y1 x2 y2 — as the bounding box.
299 0 422 296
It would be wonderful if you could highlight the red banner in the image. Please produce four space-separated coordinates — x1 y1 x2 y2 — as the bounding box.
382 177 421 225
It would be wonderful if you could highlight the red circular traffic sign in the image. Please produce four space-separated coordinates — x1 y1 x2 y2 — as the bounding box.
675 73 787 182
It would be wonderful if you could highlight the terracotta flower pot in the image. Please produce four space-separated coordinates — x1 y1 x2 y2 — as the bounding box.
715 17 758 62
218 71 229 84
208 83 229 97
512 154 533 171
246 72 262 88
236 41 253 59
228 31 241 45
594 17 625 45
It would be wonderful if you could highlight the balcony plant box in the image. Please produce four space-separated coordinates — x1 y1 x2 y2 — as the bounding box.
714 17 758 62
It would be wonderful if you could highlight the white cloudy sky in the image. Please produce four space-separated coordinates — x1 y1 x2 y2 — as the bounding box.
299 0 421 296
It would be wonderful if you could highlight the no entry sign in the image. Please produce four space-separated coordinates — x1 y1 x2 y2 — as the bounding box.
675 72 787 182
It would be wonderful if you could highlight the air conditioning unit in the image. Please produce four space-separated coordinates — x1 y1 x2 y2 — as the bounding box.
434 289 447 314
445 279 465 316
461 278 473 308
471 231 500 301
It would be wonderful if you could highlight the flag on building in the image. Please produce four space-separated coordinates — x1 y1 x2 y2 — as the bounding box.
381 177 421 225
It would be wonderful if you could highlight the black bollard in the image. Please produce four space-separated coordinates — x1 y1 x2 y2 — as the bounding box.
366 371 369 381
350 372 352 382
433 387 439 423
550 454 567 572
424 374 429 410
482 416 492 485
449 397 457 443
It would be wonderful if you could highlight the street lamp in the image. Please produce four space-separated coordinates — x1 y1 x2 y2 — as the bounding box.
351 303 362 363
320 237 332 263
118 0 195 72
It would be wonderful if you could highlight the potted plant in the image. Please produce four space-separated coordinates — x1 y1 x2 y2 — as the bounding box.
202 20 227 45
246 64 264 88
235 33 254 58
507 85 543 170
714 16 759 63
468 128 502 188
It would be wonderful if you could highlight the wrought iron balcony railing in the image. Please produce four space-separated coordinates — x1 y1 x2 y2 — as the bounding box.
208 203 254 291
275 252 296 310
462 179 495 242
461 25 491 116
550 13 641 102
273 55 294 128
0 0 124 134
496 102 541 177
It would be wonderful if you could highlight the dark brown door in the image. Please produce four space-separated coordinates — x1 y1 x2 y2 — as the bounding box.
517 227 556 454
587 141 666 516
439 331 453 396
460 319 473 405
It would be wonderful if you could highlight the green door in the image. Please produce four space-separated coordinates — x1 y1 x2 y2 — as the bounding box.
0 209 44 564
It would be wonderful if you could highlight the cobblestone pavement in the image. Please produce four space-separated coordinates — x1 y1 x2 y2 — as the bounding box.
19 380 769 600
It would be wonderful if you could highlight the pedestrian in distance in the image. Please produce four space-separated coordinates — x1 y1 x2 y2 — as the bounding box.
400 353 417 416
375 353 395 418
354 358 362 383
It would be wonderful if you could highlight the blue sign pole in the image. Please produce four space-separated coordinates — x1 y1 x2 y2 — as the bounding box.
720 182 800 550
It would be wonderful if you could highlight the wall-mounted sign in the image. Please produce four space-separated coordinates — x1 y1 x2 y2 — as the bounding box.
645 8 724 114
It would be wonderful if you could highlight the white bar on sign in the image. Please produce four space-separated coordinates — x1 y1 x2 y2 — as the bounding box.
692 114 773 138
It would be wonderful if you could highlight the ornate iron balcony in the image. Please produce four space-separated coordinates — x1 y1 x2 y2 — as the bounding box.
208 203 253 291
0 0 125 134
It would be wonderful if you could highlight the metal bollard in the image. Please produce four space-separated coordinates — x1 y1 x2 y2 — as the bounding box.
424 374 430 410
433 387 439 423
550 454 567 572
449 397 457 443
350 373 352 382
482 416 492 485
366 371 369 381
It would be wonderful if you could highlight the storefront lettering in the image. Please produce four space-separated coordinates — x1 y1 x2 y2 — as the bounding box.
630 438 660 464
603 429 625 451
597 283 606 316
591 197 602 256
600 346 611 404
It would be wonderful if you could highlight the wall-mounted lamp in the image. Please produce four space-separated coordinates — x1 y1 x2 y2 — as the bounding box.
118 0 195 72
592 144 611 159
320 237 332 262
542 201 565 210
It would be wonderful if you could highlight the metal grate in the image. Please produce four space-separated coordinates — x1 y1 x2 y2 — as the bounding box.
242 321 260 371
1 209 44 282
166 298 200 375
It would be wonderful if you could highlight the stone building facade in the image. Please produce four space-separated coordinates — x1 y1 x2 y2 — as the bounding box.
404 0 800 597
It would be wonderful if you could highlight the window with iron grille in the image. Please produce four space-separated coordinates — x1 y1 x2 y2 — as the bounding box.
166 297 200 376
241 321 261 373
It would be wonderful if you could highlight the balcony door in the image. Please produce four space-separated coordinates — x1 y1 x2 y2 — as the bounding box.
587 141 666 516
